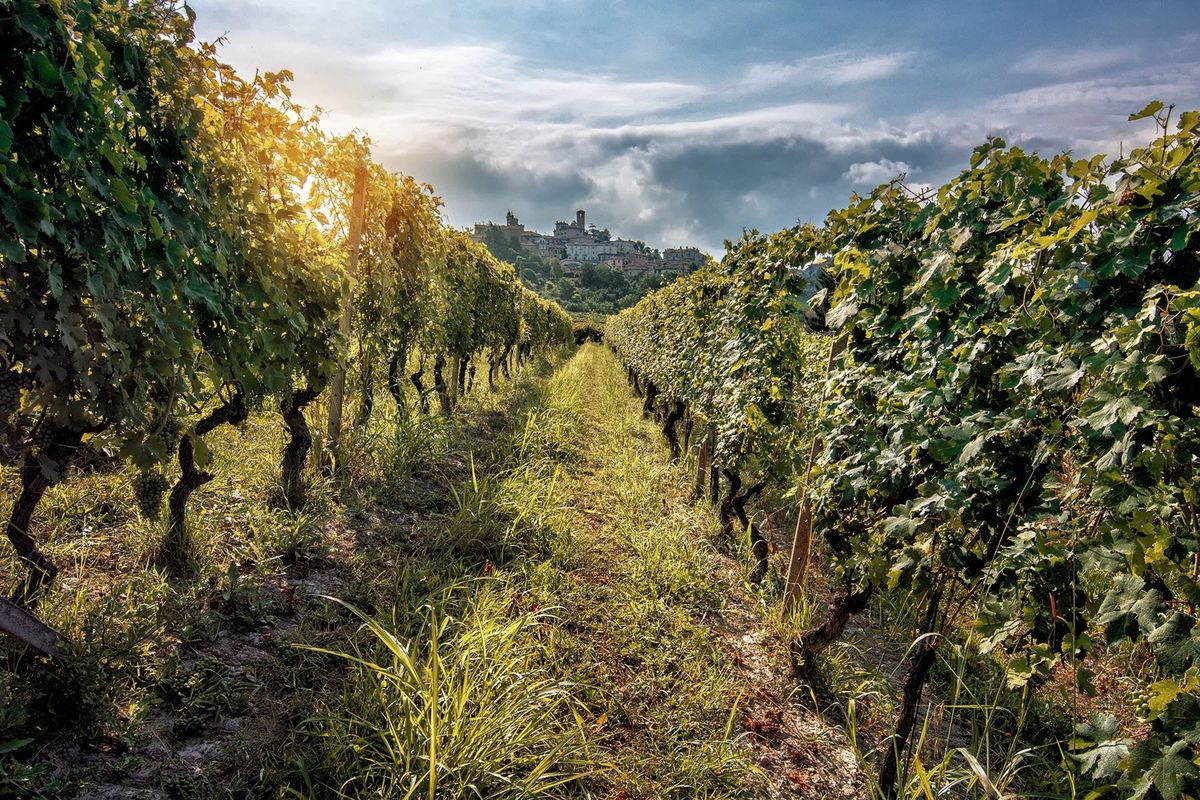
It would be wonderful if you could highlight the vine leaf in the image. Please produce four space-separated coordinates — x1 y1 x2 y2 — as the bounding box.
1129 100 1165 121
1128 740 1198 800
1072 714 1130 780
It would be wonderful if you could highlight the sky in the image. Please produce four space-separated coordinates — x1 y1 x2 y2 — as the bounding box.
191 0 1200 255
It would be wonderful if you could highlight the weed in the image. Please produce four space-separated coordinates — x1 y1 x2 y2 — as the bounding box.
293 594 592 799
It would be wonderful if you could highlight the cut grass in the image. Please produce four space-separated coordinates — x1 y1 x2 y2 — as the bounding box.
540 345 763 799
292 344 764 798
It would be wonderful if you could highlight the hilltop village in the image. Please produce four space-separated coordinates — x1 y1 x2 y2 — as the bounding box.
472 209 707 278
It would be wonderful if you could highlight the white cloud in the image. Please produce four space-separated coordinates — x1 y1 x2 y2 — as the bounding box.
741 51 914 90
843 158 912 186
357 44 706 124
1012 46 1139 77
192 16 1200 254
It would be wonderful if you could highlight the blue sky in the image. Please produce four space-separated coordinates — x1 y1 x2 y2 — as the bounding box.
191 0 1200 254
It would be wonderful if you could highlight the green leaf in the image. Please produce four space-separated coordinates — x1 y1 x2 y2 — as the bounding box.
1147 678 1186 716
193 437 212 469
1130 740 1198 800
1146 614 1200 674
826 298 858 329
1073 713 1131 781
26 52 61 90
47 264 63 298
109 178 138 214
1129 101 1165 121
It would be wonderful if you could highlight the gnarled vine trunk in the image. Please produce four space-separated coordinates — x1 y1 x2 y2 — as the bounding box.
795 582 875 669
731 475 768 583
663 399 685 459
879 591 944 798
434 355 451 415
499 343 512 380
166 392 248 566
387 348 407 415
410 358 428 414
641 381 658 419
281 387 319 509
719 468 769 583
487 348 501 390
6 425 85 605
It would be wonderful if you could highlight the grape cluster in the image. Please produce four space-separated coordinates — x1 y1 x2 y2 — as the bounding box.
160 416 182 450
133 469 171 520
0 369 26 413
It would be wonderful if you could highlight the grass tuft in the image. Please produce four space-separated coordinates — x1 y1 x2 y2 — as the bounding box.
294 590 593 799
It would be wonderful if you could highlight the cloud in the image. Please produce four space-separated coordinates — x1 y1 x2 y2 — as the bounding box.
356 44 706 125
1012 46 1140 77
741 51 914 91
843 158 912 186
971 61 1200 156
193 10 1200 255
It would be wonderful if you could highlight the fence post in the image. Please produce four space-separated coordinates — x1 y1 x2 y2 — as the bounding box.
783 332 847 614
323 165 369 468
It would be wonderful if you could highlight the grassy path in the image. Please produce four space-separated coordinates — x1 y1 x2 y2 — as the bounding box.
532 343 860 798
3 345 859 799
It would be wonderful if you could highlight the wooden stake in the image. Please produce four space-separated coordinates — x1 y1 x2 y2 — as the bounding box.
783 332 847 614
0 598 64 657
324 165 369 466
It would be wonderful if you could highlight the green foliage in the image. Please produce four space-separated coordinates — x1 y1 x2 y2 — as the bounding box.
607 228 827 481
0 0 219 454
611 102 1200 796
0 0 571 592
818 106 1200 797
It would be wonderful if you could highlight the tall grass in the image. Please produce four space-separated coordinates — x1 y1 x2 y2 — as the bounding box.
293 589 593 799
830 632 1077 800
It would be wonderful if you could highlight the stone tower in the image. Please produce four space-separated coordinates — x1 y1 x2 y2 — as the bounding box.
576 209 585 229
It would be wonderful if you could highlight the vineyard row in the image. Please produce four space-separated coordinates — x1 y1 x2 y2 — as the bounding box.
607 102 1200 797
0 1 574 606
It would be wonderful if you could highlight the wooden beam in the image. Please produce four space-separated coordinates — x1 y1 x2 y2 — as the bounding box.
324 164 370 464
0 598 64 657
783 331 847 614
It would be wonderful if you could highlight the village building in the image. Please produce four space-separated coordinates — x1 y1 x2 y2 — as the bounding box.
472 208 706 278
662 246 706 273
473 210 525 241
605 253 655 275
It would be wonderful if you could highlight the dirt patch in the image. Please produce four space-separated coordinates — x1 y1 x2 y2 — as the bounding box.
710 560 864 799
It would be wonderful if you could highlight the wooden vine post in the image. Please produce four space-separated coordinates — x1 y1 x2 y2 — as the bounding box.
323 165 369 466
0 598 64 657
782 332 847 614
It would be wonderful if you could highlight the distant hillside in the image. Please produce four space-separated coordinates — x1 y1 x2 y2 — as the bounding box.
478 225 685 316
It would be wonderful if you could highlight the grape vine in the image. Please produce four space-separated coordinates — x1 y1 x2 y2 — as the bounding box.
608 103 1200 797
0 1 571 597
